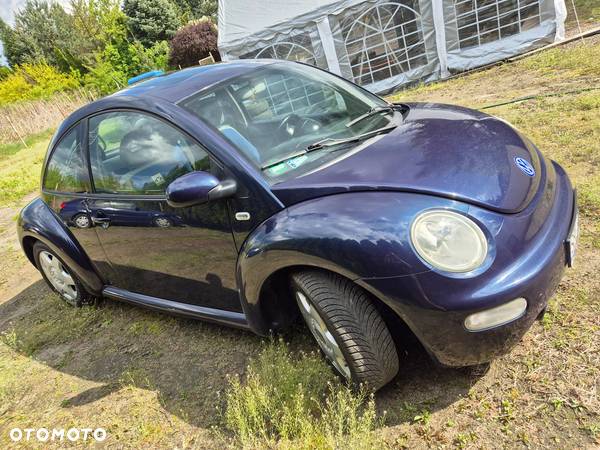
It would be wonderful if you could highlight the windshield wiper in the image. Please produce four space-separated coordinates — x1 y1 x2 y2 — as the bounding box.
345 104 404 128
260 124 397 170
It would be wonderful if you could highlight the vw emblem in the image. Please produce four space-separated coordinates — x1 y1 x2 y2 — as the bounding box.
514 157 535 177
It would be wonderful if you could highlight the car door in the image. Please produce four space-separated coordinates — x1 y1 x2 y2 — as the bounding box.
85 110 241 312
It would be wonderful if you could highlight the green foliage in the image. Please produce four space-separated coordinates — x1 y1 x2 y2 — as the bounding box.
1 0 84 71
0 66 11 80
83 40 169 95
123 0 181 47
168 18 218 68
0 0 172 102
224 339 384 449
572 0 600 21
172 0 218 22
70 0 128 49
0 63 80 106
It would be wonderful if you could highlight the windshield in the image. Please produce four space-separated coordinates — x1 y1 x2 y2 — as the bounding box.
180 63 400 183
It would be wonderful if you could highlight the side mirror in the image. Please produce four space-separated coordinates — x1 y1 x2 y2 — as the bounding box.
166 171 237 208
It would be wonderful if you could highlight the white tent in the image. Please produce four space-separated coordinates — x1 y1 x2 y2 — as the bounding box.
218 0 567 94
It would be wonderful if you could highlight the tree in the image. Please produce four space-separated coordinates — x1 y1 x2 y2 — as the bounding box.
70 0 128 49
172 0 218 22
168 18 218 68
123 0 181 47
0 0 103 72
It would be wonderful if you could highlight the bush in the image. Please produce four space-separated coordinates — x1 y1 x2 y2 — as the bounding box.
83 57 128 96
0 66 11 80
83 40 169 95
0 63 80 106
168 18 219 68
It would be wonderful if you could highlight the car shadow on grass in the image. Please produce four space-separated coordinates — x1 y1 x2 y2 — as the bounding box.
0 280 485 429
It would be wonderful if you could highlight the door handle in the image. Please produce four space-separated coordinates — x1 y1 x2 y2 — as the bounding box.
91 216 111 228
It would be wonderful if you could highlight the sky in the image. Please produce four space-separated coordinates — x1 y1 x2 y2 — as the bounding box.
0 0 71 66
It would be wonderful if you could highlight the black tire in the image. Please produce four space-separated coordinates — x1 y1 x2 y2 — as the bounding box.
291 270 399 390
33 241 93 307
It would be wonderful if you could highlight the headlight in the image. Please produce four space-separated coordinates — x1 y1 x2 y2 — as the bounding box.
410 210 488 273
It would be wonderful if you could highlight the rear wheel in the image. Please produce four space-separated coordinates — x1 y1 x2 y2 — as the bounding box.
33 241 92 307
291 270 399 390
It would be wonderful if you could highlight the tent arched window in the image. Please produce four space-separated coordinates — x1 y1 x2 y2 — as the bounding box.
341 1 428 85
255 42 317 65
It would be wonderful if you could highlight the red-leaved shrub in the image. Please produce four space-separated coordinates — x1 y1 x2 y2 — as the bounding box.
168 19 220 68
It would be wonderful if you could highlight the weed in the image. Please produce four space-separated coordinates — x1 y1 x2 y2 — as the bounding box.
499 399 515 425
224 339 384 449
413 409 431 426
583 423 600 439
454 431 477 448
0 329 18 349
550 398 565 411
127 317 167 336
119 368 152 390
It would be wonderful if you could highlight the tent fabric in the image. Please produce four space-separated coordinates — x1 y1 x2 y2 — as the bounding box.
218 0 567 94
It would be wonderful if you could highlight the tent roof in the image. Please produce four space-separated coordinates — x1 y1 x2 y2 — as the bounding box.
218 0 337 48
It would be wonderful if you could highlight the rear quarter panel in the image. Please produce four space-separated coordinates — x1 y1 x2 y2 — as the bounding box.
18 197 104 294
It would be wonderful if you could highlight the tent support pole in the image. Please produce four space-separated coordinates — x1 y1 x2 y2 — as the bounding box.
316 17 342 76
431 0 450 79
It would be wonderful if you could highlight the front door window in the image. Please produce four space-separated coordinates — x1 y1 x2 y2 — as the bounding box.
88 112 211 194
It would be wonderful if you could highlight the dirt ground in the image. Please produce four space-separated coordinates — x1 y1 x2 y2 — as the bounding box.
1 37 599 449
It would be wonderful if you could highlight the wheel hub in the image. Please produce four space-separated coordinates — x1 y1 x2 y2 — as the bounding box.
296 291 351 379
155 217 171 227
38 250 78 304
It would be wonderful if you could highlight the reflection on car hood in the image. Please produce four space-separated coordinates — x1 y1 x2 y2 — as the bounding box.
271 103 543 214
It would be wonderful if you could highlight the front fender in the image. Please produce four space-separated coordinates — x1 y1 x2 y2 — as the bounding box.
237 191 467 333
18 198 104 295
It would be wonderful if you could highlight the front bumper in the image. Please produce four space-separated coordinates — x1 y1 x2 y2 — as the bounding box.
361 161 576 366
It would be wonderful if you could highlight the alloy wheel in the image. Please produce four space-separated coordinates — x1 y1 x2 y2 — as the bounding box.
38 250 79 305
295 290 351 379
74 214 91 228
154 217 172 227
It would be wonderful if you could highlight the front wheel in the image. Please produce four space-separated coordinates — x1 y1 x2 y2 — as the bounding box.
291 270 399 390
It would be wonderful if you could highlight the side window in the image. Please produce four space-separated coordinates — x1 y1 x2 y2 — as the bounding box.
88 112 211 194
43 126 89 193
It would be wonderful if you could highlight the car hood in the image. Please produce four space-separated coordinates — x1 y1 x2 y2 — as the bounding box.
271 103 543 213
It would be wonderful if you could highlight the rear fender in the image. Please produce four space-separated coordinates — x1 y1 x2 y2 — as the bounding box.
18 198 104 295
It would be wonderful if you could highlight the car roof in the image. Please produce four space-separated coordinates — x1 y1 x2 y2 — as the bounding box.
112 59 278 104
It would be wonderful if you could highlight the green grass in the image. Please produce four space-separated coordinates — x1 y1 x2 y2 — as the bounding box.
572 0 600 22
0 129 53 161
518 41 600 76
1 295 103 356
224 339 383 449
0 131 52 207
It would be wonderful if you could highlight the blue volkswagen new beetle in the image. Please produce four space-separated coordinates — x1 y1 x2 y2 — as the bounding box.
18 61 578 390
